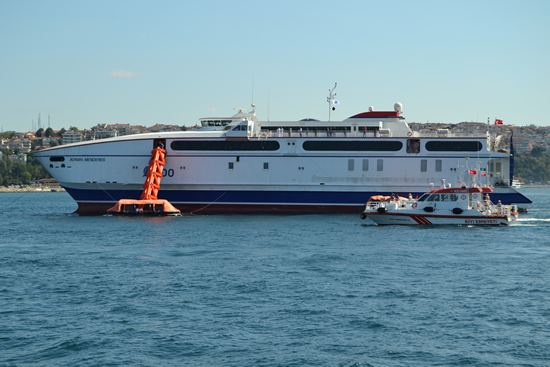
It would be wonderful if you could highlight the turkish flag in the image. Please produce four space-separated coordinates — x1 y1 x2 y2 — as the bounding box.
495 119 503 125
481 172 486 176
470 170 477 174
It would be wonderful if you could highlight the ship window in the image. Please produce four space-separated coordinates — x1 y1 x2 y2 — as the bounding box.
421 160 427 172
425 141 482 152
232 124 248 131
171 140 280 151
435 159 442 172
264 162 269 170
302 140 402 151
440 194 449 201
450 194 458 201
49 156 65 162
348 159 355 171
496 162 502 174
228 162 234 169
377 159 383 171
362 159 369 171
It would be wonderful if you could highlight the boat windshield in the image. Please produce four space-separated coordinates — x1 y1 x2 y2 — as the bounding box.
418 194 430 202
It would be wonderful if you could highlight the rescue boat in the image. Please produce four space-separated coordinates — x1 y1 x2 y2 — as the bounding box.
360 184 518 226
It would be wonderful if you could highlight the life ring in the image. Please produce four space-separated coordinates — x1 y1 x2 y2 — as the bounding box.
407 131 412 137
460 194 467 200
412 202 418 208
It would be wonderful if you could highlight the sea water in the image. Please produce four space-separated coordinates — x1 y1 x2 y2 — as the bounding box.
1 189 549 366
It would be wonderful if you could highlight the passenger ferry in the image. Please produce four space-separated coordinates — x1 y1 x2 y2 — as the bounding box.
33 97 530 214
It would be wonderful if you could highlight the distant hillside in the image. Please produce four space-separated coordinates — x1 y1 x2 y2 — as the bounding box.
0 152 51 186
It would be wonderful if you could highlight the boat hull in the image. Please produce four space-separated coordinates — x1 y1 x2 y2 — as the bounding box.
363 212 510 225
63 186 529 215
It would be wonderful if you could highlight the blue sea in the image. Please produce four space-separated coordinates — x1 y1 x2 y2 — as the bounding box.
1 189 549 366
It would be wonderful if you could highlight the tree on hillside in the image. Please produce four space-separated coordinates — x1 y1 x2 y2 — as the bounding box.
45 127 54 137
531 146 546 157
36 128 44 137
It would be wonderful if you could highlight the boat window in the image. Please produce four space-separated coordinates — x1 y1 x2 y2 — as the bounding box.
450 194 458 201
440 194 449 201
171 140 280 151
418 194 429 202
49 156 65 162
232 124 248 131
435 159 442 172
302 140 403 151
425 141 482 152
348 159 355 171
421 160 427 172
362 159 369 171
426 194 440 202
377 159 383 171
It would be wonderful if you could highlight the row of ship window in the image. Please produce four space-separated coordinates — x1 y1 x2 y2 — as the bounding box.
170 140 482 152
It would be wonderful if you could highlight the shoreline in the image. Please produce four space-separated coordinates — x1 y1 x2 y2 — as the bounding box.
0 186 66 193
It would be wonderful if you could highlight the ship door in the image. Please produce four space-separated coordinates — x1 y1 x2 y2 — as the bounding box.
287 140 297 154
154 139 167 150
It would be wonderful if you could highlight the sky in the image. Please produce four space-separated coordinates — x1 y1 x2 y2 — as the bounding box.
1 0 549 132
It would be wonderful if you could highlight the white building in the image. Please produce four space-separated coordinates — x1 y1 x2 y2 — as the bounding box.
62 131 83 145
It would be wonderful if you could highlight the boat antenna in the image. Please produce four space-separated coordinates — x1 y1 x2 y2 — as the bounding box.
327 82 337 121
267 91 271 122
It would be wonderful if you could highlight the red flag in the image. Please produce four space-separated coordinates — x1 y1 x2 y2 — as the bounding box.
470 170 477 174
481 172 486 176
495 119 503 125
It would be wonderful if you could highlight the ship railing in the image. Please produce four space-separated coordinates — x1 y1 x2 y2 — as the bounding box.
257 129 377 138
411 131 488 138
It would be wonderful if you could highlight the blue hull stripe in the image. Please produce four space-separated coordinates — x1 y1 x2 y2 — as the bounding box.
64 187 532 205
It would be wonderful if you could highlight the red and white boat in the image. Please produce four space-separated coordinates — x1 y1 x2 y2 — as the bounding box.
360 185 518 226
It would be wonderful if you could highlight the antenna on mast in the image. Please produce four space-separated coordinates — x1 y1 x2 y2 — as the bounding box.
327 83 338 121
251 73 254 106
267 91 271 122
